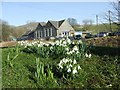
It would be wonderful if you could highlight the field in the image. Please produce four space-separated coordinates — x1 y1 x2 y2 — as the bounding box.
1 37 120 89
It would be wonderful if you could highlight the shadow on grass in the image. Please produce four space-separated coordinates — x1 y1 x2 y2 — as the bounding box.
25 65 37 83
90 46 120 56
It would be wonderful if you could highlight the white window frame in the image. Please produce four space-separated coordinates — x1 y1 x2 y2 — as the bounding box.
44 29 46 37
50 28 52 36
46 29 47 37
38 30 40 38
47 29 49 36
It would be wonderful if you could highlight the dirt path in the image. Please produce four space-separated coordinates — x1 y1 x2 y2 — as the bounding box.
0 41 17 48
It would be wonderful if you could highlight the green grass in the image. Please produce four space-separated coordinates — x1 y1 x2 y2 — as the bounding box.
75 23 118 34
2 46 120 88
2 47 37 88
88 23 118 34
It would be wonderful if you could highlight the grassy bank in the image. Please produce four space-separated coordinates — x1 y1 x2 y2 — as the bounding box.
2 46 120 88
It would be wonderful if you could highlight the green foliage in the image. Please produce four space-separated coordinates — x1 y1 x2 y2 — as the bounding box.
35 58 58 87
7 52 19 68
2 48 37 88
6 46 20 68
2 43 120 88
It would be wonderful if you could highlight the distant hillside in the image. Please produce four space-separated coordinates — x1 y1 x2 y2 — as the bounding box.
15 22 39 37
88 23 118 34
1 20 39 41
74 23 118 34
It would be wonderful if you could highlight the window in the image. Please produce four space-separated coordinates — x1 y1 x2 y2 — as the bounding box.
44 29 46 37
38 30 40 38
46 29 48 37
47 29 49 36
41 31 43 37
37 30 39 38
50 28 52 36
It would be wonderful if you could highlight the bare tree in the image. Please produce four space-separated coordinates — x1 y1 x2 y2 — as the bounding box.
67 18 78 26
82 19 94 31
103 0 120 31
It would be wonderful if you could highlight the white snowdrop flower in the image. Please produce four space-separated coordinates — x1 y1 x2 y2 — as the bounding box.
72 42 75 44
65 48 69 51
60 60 63 64
58 63 63 69
70 50 74 54
76 51 79 54
45 44 49 47
66 65 69 69
50 46 53 50
21 43 23 46
29 43 32 46
55 40 59 44
73 68 77 74
63 58 69 64
85 53 91 58
107 84 112 87
24 45 27 48
56 43 60 46
67 68 71 73
73 59 77 64
60 43 66 47
88 54 91 58
78 66 81 70
51 42 55 46
68 51 72 54
109 84 112 87
69 59 72 63
62 58 65 61
78 40 83 44
85 53 88 57
71 50 75 54
17 41 21 44
73 46 79 51
69 51 73 54
62 41 67 45
69 64 72 67
37 44 41 47
67 38 71 44
60 40 63 44
66 51 70 55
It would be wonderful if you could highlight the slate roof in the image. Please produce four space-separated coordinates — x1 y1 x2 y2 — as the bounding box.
39 22 46 26
22 23 39 36
48 21 59 29
23 22 46 36
48 19 65 29
26 22 39 30
22 30 35 36
21 19 66 37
